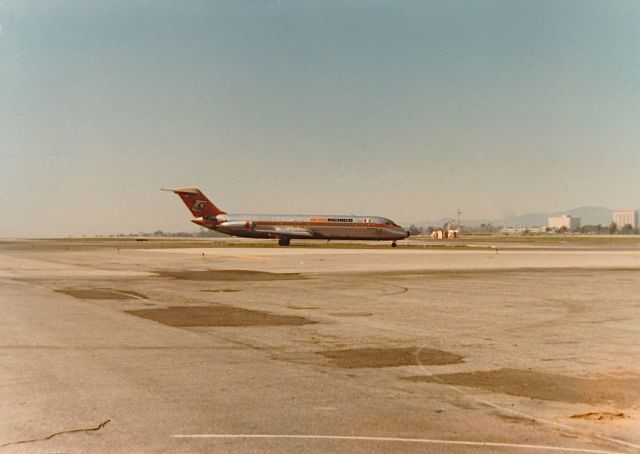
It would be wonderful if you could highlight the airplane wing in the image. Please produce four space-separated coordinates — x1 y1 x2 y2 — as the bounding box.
252 226 315 238
219 222 315 238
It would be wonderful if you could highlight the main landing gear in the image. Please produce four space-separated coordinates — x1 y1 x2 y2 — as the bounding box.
278 237 291 247
391 241 397 248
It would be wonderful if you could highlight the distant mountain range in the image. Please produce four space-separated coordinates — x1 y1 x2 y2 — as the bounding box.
409 206 638 228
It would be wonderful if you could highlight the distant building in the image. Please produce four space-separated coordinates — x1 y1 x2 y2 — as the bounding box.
548 215 581 231
430 229 459 239
613 210 638 229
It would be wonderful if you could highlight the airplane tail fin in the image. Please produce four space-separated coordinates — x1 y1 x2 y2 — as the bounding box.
164 187 226 218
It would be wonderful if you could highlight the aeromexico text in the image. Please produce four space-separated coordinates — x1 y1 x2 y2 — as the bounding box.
311 217 354 223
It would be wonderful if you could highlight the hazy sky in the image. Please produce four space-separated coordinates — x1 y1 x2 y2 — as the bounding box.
1 0 639 236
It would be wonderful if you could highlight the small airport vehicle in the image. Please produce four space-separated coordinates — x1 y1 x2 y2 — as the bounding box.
166 187 410 247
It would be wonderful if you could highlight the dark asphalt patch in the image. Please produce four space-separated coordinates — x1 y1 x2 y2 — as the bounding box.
570 412 627 420
126 305 316 327
56 288 147 300
406 368 640 405
319 347 463 368
329 312 373 317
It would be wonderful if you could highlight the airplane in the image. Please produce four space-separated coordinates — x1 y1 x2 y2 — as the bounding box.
165 187 410 247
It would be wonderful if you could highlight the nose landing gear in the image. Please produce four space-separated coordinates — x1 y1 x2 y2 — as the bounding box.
391 241 397 248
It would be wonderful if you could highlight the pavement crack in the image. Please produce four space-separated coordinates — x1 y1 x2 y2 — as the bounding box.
0 418 111 448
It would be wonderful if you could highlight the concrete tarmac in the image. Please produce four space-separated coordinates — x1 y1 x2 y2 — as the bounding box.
0 239 639 453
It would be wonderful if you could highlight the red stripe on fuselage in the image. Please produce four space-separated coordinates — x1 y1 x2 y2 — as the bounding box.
248 221 397 228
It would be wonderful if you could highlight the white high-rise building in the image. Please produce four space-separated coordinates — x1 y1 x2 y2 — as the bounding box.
613 210 638 229
548 215 581 231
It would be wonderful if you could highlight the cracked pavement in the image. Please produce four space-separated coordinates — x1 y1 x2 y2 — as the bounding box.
0 239 639 453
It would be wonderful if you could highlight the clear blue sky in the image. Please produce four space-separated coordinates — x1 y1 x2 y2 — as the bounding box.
1 0 638 236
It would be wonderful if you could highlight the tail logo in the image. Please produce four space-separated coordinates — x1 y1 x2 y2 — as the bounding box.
192 200 207 212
